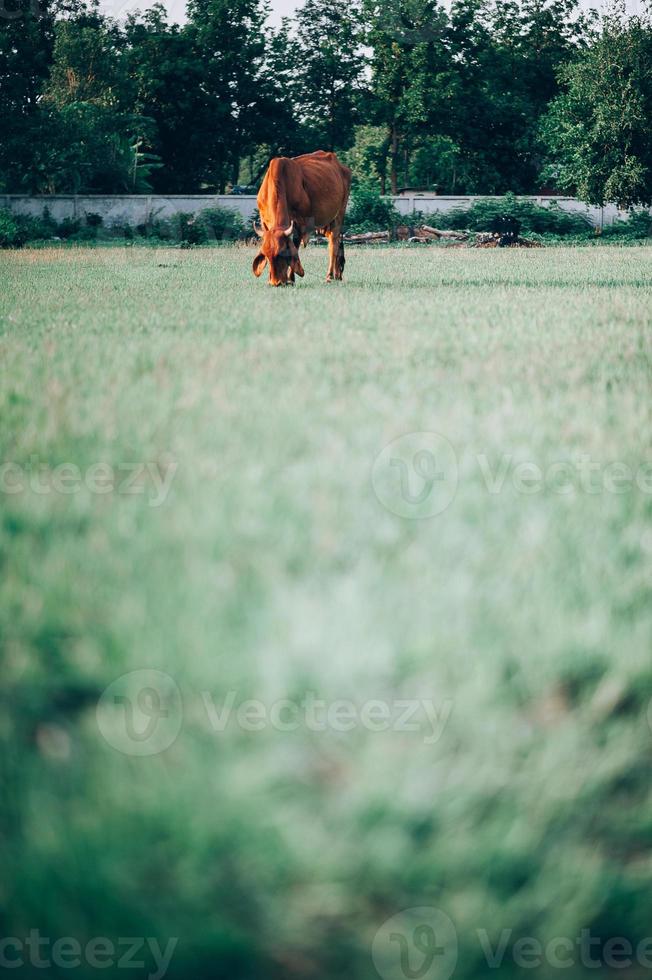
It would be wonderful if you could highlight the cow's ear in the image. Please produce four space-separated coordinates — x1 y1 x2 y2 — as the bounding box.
252 252 267 277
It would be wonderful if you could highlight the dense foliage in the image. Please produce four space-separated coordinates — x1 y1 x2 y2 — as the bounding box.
1 0 651 202
435 193 593 236
541 5 652 207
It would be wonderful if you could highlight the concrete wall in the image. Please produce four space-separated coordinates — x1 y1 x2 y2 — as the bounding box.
1 194 260 226
390 195 633 229
1 193 638 229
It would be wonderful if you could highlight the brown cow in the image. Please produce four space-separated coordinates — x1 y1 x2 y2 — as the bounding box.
252 150 351 287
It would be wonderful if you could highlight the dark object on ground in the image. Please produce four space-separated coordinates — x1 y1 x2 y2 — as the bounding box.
490 215 521 246
473 232 542 248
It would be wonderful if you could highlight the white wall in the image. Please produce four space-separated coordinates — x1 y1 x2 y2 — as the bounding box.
1 193 638 229
1 194 260 226
388 196 633 228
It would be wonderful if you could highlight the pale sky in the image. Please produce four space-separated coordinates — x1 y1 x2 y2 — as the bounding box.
100 0 644 28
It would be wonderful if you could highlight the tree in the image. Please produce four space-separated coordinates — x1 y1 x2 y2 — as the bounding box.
183 0 269 190
28 15 156 192
341 125 391 189
0 0 83 189
292 0 366 152
122 6 206 192
364 0 451 192
541 4 652 206
438 0 593 194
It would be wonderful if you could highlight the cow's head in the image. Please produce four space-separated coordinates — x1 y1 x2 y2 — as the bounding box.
252 220 305 287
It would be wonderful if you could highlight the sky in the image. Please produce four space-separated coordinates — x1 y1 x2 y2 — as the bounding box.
99 0 645 28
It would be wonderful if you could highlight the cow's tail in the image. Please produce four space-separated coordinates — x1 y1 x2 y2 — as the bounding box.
338 235 345 277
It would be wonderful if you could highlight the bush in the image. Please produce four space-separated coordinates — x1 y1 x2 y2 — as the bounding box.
85 212 104 229
199 206 244 241
170 213 208 246
601 210 652 240
435 193 593 238
22 208 58 241
345 185 401 232
57 217 82 239
0 209 26 248
67 225 100 243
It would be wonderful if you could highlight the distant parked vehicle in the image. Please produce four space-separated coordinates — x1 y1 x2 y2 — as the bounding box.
230 185 257 195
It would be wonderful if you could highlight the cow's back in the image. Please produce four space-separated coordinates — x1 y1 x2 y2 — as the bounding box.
257 151 351 231
293 152 351 227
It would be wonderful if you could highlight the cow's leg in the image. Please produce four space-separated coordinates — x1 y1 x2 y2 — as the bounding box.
325 229 336 282
336 229 345 279
326 224 345 282
325 226 345 282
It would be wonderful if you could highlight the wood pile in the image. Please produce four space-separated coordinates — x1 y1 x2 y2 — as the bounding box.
342 230 391 244
321 227 544 248
342 226 469 244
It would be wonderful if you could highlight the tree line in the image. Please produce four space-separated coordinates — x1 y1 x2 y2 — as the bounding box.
1 0 651 205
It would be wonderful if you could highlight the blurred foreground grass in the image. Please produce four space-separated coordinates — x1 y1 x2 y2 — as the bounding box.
1 246 652 979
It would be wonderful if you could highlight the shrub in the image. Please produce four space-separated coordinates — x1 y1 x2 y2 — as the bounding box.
23 208 59 241
345 185 402 232
113 222 135 241
85 212 104 229
67 225 100 243
134 219 167 240
199 206 244 241
57 217 82 239
169 213 208 246
0 209 26 248
435 193 593 238
601 210 652 240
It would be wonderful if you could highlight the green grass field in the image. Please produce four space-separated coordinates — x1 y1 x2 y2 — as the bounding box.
1 245 652 979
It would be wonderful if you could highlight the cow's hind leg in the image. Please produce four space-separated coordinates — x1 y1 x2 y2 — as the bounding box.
336 232 345 279
325 229 336 282
325 225 345 282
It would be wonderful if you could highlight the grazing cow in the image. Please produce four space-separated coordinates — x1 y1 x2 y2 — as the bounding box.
252 150 352 287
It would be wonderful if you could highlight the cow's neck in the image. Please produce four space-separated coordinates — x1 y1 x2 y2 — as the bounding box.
268 159 292 229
